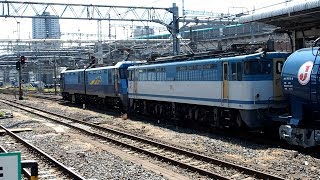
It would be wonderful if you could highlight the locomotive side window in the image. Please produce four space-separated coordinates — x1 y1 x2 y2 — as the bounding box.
128 71 132 81
223 63 228 80
237 62 242 80
85 73 88 84
176 66 188 81
80 72 84 83
156 67 165 81
147 68 156 81
244 60 271 75
231 63 236 80
156 68 160 81
138 69 142 81
138 69 147 81
189 65 202 81
276 61 283 74
203 64 217 80
108 70 113 84
135 69 139 81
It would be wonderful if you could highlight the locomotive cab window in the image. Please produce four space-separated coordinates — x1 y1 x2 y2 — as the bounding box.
244 60 271 75
108 70 113 84
119 68 129 79
275 61 284 74
129 71 133 81
231 62 242 81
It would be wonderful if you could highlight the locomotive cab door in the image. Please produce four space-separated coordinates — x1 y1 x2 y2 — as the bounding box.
133 68 138 98
222 62 229 100
114 68 119 96
273 58 285 101
60 73 64 91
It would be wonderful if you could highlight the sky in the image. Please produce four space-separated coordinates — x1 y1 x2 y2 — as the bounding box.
0 0 309 40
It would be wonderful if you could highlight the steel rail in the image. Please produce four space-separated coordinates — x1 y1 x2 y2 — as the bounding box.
0 124 85 180
0 144 33 178
2 99 285 180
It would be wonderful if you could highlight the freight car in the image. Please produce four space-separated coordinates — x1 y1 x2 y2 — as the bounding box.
127 52 290 129
279 47 320 147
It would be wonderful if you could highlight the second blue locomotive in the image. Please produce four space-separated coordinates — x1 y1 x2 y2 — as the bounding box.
60 61 142 109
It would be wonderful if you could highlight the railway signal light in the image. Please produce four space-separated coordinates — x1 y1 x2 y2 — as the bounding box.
20 56 26 65
15 61 20 70
90 56 96 65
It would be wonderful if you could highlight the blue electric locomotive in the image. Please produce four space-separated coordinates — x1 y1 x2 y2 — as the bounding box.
60 61 141 108
280 47 320 147
127 52 290 129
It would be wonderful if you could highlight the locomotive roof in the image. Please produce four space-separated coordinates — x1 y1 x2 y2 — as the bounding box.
114 60 145 68
129 51 290 69
61 66 115 73
61 60 145 73
294 47 320 53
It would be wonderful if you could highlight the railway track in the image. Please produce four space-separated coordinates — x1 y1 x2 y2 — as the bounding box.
0 124 85 180
31 93 285 147
1 98 286 180
27 94 63 102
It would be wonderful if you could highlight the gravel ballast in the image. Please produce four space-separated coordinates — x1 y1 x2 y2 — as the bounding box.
1 94 320 179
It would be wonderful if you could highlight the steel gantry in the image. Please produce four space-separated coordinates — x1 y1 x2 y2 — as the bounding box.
0 1 181 54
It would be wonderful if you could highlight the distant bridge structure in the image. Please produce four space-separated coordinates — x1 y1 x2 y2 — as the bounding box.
0 1 182 55
0 1 238 55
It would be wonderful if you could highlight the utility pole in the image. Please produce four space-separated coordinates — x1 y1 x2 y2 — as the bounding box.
53 56 57 95
97 20 102 41
17 21 23 100
17 22 20 40
182 0 185 16
18 59 23 100
83 56 96 109
171 3 180 55
108 14 111 39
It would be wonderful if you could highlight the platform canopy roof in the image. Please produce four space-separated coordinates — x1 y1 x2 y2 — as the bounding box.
238 0 320 31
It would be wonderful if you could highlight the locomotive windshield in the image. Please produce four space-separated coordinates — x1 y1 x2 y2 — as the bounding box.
119 68 129 79
244 60 271 75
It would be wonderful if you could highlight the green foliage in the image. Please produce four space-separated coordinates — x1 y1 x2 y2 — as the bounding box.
43 88 60 93
0 111 5 117
25 87 37 91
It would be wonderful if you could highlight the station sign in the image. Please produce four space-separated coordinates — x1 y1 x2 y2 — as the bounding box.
0 152 21 180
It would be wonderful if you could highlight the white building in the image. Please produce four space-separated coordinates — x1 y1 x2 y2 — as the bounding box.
9 70 18 84
32 12 60 39
0 71 4 83
29 71 35 82
133 26 155 38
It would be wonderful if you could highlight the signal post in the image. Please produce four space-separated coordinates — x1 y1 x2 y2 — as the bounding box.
16 56 26 100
